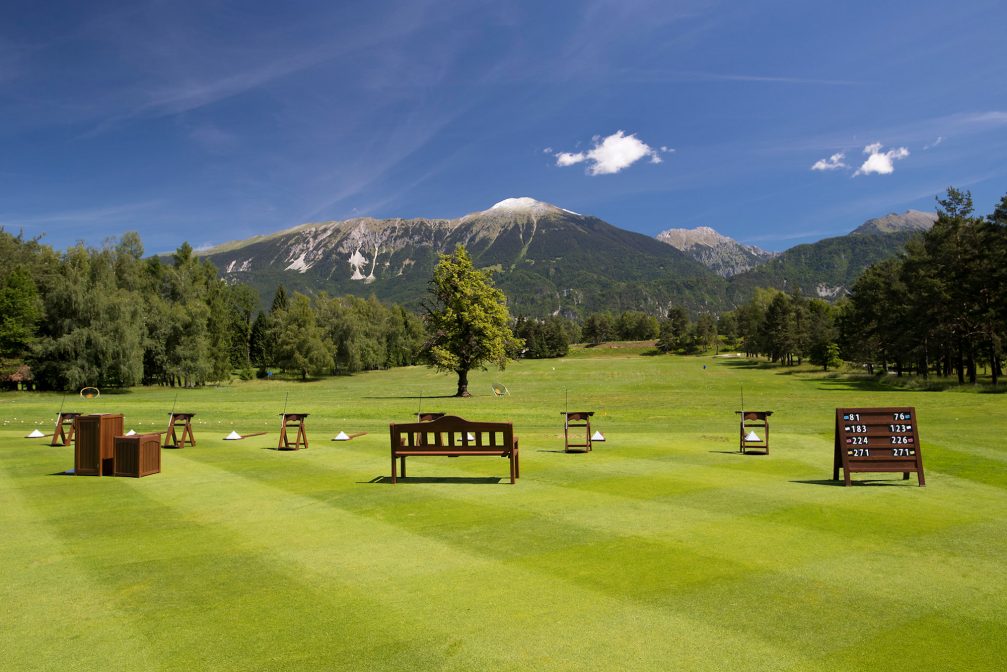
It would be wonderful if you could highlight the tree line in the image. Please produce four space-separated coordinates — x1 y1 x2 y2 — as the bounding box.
841 188 1007 384
722 188 1007 384
0 232 429 390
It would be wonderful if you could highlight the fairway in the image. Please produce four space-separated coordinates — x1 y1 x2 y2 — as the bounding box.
2 350 1006 671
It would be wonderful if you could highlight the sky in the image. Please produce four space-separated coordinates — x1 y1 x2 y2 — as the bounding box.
2 0 1006 253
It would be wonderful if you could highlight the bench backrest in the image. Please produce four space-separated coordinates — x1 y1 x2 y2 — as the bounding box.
390 415 514 453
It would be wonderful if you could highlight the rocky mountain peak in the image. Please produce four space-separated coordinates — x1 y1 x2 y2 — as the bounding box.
655 226 775 278
852 210 937 235
656 226 731 249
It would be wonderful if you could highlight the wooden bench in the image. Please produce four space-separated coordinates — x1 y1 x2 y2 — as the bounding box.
389 415 519 484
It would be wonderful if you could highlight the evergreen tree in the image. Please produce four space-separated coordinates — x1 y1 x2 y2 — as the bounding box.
655 306 690 353
274 293 332 379
581 313 614 345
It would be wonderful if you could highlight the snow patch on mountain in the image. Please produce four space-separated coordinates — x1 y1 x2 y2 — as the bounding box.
487 197 581 217
285 253 311 273
491 197 543 210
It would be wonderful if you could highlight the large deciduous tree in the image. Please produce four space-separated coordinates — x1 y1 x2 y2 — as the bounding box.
422 245 522 397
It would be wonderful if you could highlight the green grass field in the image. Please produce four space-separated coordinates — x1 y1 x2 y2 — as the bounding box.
2 347 1005 671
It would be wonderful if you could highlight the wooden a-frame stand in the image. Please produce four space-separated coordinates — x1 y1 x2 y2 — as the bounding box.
737 410 772 454
51 412 81 446
164 412 197 448
562 411 594 452
278 413 309 450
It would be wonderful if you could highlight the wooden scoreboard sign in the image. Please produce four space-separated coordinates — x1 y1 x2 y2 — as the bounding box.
834 407 925 486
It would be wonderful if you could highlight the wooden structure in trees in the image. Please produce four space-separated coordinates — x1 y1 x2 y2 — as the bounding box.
51 412 81 446
737 410 772 454
389 415 519 484
4 364 34 391
164 412 196 448
834 407 925 486
113 434 162 478
561 411 594 452
74 414 124 476
277 413 309 450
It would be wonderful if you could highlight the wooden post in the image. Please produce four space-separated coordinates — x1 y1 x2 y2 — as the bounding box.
277 413 309 450
562 411 594 452
51 412 81 446
164 412 197 448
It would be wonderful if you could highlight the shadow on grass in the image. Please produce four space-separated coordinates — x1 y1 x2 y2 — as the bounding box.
360 395 459 400
814 375 946 393
708 449 769 456
718 359 775 370
364 475 504 485
792 478 918 487
48 470 75 476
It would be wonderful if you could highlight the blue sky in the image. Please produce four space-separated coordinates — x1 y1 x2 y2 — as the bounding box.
2 0 1006 253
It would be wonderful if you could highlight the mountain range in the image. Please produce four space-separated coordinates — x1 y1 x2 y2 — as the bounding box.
197 198 935 316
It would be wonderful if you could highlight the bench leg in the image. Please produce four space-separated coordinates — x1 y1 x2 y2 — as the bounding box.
391 453 397 484
400 456 407 478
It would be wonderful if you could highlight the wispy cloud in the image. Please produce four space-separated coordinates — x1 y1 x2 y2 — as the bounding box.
0 200 164 247
811 152 848 171
923 136 944 150
667 70 865 86
551 131 669 175
854 142 910 176
0 200 161 227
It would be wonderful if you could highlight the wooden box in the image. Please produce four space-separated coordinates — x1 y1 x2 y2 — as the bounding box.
114 434 162 478
74 414 124 476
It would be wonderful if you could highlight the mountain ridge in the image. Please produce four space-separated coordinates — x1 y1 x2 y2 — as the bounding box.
200 198 724 317
196 198 933 315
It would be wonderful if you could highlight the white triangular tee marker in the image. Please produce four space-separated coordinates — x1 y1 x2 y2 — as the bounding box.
26 428 44 438
591 431 605 441
125 429 136 436
745 431 761 442
224 430 242 440
333 431 350 441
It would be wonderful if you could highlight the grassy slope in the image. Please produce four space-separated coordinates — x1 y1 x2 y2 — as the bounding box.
1 350 1005 671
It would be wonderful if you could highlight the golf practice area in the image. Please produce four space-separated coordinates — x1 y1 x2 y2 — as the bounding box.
2 348 1005 671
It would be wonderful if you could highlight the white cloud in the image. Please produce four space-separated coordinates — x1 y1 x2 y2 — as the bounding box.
854 142 909 176
556 151 588 167
811 152 847 171
923 136 943 150
552 130 664 175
